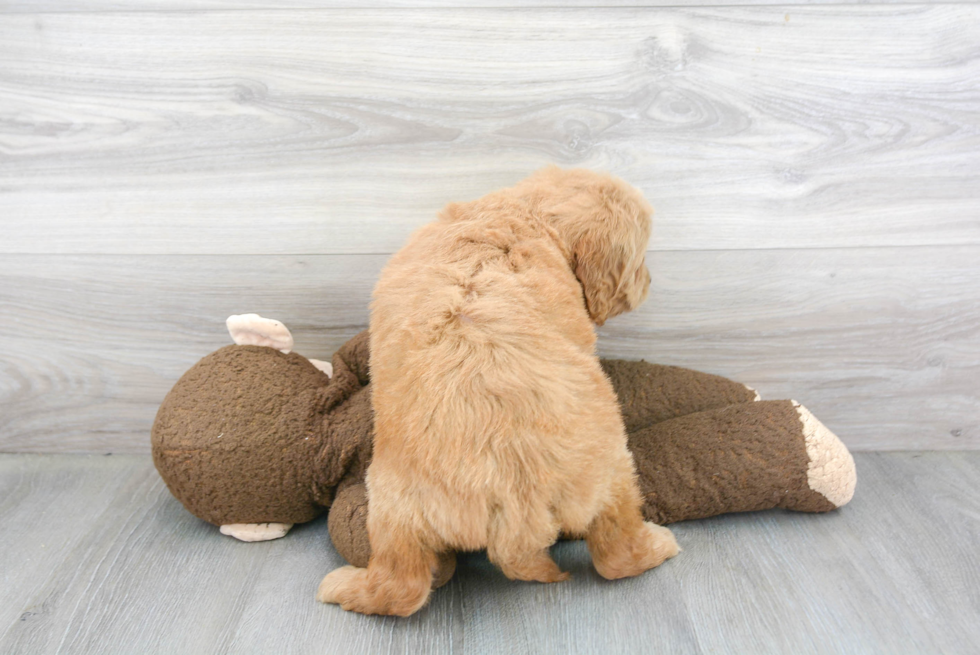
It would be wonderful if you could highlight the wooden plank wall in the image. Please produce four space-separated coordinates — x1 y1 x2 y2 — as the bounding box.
1 4 977 453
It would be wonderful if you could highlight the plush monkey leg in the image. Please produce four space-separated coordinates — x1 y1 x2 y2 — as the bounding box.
327 483 456 589
327 484 371 569
630 400 856 525
600 360 759 433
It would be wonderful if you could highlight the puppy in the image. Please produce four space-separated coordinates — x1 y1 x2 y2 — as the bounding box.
318 166 679 616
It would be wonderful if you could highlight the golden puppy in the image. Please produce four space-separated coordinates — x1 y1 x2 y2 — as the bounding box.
317 166 678 616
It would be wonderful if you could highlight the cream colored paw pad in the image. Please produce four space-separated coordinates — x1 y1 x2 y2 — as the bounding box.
793 401 857 507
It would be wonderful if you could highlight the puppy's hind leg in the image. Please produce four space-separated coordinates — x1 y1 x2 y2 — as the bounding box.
317 516 435 617
487 497 570 583
586 461 679 580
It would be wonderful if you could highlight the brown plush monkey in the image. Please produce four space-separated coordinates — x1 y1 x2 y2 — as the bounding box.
152 315 855 588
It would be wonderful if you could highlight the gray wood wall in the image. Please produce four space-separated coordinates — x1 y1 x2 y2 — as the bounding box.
1 3 977 453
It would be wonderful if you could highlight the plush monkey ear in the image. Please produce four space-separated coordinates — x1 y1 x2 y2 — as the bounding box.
226 314 294 353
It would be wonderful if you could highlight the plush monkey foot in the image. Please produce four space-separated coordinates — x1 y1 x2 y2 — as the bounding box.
220 522 294 542
793 401 857 508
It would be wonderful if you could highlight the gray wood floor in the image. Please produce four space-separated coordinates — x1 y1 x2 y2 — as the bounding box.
1 451 978 654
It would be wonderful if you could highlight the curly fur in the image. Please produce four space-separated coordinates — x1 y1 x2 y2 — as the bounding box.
317 166 678 616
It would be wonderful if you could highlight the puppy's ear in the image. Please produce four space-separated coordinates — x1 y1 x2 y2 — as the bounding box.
568 187 652 326
573 235 632 326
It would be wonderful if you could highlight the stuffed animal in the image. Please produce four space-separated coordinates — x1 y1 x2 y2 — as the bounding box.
152 314 856 588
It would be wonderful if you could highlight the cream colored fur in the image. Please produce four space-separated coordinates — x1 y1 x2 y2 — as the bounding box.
317 167 678 616
793 401 857 507
226 314 293 353
219 522 293 542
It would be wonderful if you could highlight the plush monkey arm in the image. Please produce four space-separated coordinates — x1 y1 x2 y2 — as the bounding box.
600 359 759 433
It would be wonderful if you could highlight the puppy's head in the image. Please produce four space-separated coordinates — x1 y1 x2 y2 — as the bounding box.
515 166 653 326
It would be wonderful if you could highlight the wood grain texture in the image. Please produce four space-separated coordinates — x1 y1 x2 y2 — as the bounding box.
2 7 978 254
602 245 980 450
2 0 969 12
0 254 375 454
1 452 978 654
1 245 976 454
0 455 143 640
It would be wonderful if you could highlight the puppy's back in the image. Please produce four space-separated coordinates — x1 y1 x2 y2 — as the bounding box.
368 209 612 548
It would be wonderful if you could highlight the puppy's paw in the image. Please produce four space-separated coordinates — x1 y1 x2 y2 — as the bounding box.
594 522 679 580
316 565 364 605
316 564 432 616
499 553 571 584
643 522 681 563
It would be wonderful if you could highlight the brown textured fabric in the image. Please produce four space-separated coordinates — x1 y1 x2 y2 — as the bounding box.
317 333 380 574
153 330 845 583
631 400 836 525
601 359 758 433
328 483 371 568
151 346 329 525
311 330 375 507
